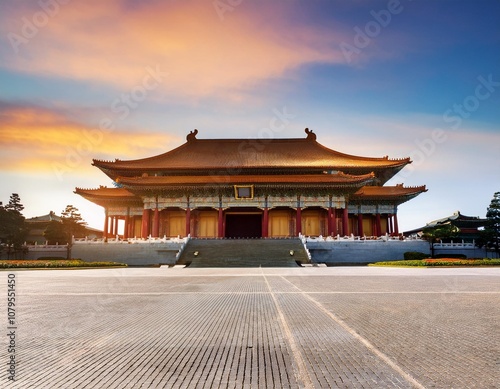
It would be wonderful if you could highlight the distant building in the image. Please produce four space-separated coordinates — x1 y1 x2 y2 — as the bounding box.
404 211 486 242
25 211 102 244
76 129 426 239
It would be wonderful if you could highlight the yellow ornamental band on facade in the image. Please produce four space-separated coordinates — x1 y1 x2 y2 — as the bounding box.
75 128 426 239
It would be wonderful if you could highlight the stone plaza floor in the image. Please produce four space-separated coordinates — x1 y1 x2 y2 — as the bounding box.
1 266 499 388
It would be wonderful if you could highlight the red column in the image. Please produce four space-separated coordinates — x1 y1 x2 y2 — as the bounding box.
358 213 364 237
103 209 109 239
262 207 269 238
218 208 224 238
393 213 399 235
185 207 191 237
296 207 302 236
375 213 382 237
342 208 349 236
141 209 150 238
110 216 118 238
123 215 129 239
109 217 114 237
127 216 133 238
327 207 333 236
332 208 338 236
152 208 159 237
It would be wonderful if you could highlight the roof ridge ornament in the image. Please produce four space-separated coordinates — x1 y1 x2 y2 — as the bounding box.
305 127 316 141
187 129 198 142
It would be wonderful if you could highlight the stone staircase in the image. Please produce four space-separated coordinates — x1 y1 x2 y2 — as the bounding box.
176 238 309 267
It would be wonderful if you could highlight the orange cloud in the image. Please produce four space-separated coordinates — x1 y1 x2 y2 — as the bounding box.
0 105 179 177
1 1 349 98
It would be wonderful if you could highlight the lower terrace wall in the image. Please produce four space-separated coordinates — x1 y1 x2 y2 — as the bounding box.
433 243 495 259
305 238 430 265
6 237 494 265
72 238 186 266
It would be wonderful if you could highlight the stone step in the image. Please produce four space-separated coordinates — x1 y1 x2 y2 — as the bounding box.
177 238 308 267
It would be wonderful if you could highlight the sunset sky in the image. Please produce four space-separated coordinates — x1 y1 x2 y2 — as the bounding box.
0 0 499 232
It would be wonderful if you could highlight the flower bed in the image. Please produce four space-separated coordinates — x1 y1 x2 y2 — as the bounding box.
370 258 500 267
0 259 127 269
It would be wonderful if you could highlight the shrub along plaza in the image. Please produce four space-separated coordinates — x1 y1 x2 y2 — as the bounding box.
370 258 500 267
0 259 127 269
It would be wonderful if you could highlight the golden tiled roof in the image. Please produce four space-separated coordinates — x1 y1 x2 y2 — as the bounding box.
352 184 427 199
74 186 136 199
93 134 410 175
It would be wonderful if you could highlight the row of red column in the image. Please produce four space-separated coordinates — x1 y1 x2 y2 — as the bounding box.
103 213 120 238
355 212 399 236
139 207 225 239
104 212 133 239
325 209 399 237
133 206 399 239
296 206 350 236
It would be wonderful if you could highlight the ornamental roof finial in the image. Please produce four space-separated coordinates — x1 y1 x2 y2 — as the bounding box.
305 127 316 141
187 129 198 142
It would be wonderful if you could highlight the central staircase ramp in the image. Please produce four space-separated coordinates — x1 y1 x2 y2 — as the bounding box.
176 238 308 267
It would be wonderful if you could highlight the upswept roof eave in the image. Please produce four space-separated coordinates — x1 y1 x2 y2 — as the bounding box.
91 141 191 169
91 137 412 173
311 139 411 166
424 211 486 228
74 187 140 201
351 184 427 200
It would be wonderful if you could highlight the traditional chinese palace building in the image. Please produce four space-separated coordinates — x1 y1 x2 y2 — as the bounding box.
75 129 426 240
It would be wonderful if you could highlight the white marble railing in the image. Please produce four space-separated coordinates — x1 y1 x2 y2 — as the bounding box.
24 244 68 250
303 234 420 243
433 240 475 248
298 234 312 260
72 235 189 245
175 235 191 260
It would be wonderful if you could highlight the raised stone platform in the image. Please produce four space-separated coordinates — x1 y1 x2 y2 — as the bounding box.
305 238 430 264
72 238 186 266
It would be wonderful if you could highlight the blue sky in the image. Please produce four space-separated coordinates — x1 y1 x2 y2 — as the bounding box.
0 0 499 232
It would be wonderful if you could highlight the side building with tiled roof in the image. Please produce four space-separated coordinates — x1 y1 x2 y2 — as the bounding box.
25 211 103 244
75 129 426 239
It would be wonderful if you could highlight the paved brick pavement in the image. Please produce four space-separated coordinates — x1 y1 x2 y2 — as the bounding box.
1 267 498 388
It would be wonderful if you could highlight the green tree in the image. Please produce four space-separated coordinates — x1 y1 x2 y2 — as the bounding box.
5 193 24 213
61 205 87 259
0 194 26 259
422 223 460 257
479 192 500 257
43 220 68 245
